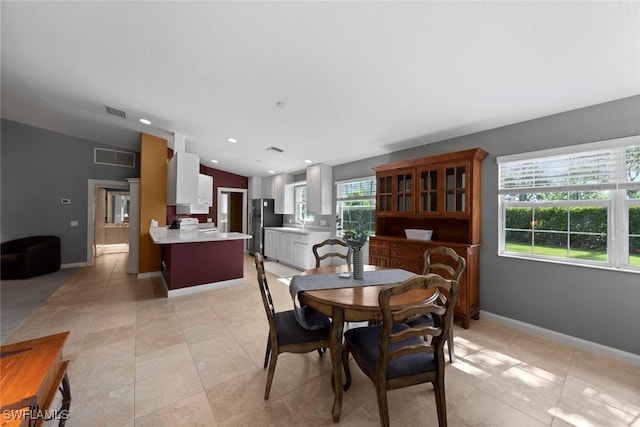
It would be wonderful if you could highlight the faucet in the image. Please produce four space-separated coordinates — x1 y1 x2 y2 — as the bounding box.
296 220 305 229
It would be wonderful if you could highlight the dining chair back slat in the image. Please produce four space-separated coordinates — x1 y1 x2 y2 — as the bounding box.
312 239 353 268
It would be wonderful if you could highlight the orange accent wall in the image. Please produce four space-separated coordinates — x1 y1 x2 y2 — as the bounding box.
139 133 167 274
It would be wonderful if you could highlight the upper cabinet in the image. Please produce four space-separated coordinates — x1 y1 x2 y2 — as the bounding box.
167 151 200 205
176 173 212 214
262 176 275 199
375 168 416 215
274 173 294 214
249 176 263 200
372 148 488 244
416 159 471 216
306 163 333 215
197 173 213 206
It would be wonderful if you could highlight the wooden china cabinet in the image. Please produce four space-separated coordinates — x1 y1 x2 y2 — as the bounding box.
369 148 488 328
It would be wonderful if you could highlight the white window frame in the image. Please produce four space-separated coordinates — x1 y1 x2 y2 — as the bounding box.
335 176 376 237
497 135 640 273
294 184 314 223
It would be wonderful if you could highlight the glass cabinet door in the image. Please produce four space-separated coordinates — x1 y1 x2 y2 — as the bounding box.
445 164 467 213
395 170 413 213
377 175 393 213
418 168 439 214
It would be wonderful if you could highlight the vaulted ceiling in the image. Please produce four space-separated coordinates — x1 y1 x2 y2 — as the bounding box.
2 1 639 177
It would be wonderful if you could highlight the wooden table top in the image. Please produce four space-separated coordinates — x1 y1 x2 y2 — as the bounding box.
298 265 436 320
1 332 69 427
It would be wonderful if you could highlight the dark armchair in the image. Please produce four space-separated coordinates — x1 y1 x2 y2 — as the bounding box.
1 235 61 280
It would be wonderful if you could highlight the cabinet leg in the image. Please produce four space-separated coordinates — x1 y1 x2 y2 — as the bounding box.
461 316 471 329
472 313 480 320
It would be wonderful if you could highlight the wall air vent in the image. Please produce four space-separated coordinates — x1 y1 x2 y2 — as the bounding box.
266 146 284 153
94 148 136 168
105 106 127 119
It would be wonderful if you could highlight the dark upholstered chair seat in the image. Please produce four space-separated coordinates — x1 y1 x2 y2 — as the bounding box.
344 324 436 380
274 310 330 346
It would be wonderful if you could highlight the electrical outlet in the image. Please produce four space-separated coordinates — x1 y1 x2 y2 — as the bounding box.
70 220 79 226
320 220 327 226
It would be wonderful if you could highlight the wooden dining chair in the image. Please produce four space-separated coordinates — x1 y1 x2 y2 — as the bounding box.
254 253 330 399
342 274 460 427
312 238 353 268
406 246 466 363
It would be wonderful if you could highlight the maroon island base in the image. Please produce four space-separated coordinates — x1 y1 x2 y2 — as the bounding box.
161 239 244 290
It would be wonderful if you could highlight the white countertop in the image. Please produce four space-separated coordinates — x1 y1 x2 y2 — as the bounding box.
149 226 252 244
264 226 331 235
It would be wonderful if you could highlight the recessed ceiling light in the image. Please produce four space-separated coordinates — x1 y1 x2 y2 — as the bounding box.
304 159 312 164
211 159 219 163
268 170 275 174
276 101 287 109
227 138 237 143
139 118 151 125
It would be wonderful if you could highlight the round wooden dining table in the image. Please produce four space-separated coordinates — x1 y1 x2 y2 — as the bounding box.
297 264 437 422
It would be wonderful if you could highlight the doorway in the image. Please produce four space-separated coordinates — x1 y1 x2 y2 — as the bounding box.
87 180 130 263
217 187 248 234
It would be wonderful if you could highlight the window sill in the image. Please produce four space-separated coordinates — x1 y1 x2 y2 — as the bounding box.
497 252 640 275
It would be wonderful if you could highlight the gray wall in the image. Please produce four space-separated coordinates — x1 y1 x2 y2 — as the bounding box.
1 119 141 264
333 95 640 355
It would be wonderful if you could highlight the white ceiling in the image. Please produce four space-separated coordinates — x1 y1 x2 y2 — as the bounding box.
2 1 639 178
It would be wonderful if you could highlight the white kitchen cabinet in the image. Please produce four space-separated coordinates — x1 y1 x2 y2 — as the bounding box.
198 174 213 206
274 173 294 214
294 241 308 270
167 151 200 205
264 229 277 259
176 173 212 214
269 229 331 270
306 163 333 215
249 176 263 200
262 176 275 199
275 231 294 265
290 231 331 270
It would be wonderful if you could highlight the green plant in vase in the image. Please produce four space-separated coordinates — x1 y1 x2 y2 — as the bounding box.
343 216 369 279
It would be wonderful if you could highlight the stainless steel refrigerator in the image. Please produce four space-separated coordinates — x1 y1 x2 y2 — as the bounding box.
249 199 283 255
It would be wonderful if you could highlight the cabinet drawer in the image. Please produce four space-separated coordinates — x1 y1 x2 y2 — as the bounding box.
369 238 390 249
391 248 423 261
294 234 310 244
370 246 390 257
389 257 422 273
391 241 429 252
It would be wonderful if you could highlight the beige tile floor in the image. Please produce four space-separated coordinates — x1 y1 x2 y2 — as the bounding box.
5 252 640 427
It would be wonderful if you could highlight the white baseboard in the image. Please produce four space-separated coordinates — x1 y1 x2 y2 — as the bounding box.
481 310 640 367
61 262 88 268
137 271 161 279
165 277 244 298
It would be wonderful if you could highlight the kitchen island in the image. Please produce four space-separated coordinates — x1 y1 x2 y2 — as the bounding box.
149 226 252 296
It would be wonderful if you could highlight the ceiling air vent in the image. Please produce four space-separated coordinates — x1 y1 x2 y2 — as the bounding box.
105 105 127 119
94 148 136 168
266 146 284 153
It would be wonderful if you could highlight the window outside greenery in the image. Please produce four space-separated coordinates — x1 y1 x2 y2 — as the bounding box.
498 140 640 270
336 178 376 237
294 185 314 222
